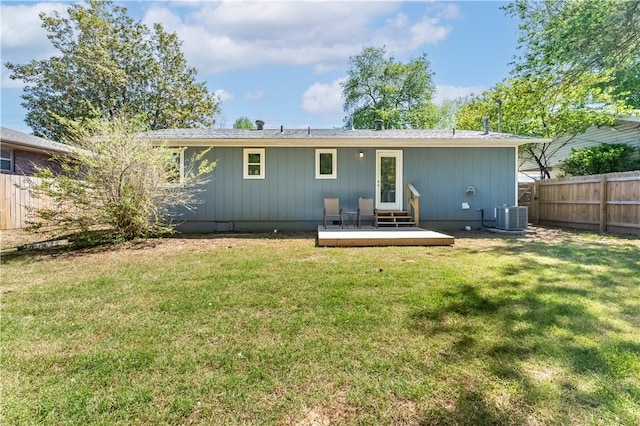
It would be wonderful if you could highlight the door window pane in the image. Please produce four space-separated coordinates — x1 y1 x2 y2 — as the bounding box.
380 157 396 202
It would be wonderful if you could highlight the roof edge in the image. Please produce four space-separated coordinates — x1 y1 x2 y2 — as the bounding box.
150 137 549 148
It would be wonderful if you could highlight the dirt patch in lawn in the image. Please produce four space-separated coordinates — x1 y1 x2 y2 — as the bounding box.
450 225 639 249
1 225 637 256
0 229 59 251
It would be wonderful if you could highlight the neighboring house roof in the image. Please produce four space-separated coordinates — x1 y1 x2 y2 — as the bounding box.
144 128 549 148
520 116 640 174
0 127 72 154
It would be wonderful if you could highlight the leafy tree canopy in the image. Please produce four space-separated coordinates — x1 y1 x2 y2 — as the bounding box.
560 143 640 176
341 46 436 129
456 75 627 138
456 0 639 179
455 74 631 179
5 0 220 141
504 0 640 109
233 117 255 129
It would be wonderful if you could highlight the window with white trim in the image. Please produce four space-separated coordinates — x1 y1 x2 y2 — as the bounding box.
1 148 13 173
315 149 337 179
243 148 265 179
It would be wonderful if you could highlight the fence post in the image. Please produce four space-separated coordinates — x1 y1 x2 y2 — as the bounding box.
599 174 607 233
533 180 540 224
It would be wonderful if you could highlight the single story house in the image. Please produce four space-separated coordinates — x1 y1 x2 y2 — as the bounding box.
147 125 548 232
1 127 72 175
520 116 640 180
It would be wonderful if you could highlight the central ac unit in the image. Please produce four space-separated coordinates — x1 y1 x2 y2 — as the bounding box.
495 206 528 231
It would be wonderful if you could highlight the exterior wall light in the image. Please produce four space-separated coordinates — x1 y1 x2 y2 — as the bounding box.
359 151 364 159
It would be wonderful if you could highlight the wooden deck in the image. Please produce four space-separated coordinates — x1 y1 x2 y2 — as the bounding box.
317 226 455 247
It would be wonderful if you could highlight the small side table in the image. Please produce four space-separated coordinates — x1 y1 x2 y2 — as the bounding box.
343 211 358 228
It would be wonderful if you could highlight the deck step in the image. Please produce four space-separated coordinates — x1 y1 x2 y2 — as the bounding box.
375 211 415 227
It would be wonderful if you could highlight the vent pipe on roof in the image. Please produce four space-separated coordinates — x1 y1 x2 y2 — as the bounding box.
280 125 283 133
496 99 502 133
482 116 489 135
255 120 265 130
374 119 384 131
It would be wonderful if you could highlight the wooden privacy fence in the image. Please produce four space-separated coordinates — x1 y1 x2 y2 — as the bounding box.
0 174 49 230
528 171 640 236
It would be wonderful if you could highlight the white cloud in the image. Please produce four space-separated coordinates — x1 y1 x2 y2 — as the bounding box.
0 1 461 80
408 17 452 48
301 78 345 117
1 2 69 88
313 63 339 74
143 2 457 75
438 3 462 20
244 90 265 101
368 4 458 53
141 5 184 29
301 80 482 118
1 1 460 79
214 89 234 102
434 85 487 104
1 73 25 89
1 2 68 60
373 12 451 51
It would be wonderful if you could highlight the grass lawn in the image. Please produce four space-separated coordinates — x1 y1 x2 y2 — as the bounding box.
1 228 639 425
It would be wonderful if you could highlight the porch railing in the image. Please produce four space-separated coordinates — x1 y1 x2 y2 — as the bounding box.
406 183 420 226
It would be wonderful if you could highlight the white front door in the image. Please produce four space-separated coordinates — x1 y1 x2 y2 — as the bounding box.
376 150 403 210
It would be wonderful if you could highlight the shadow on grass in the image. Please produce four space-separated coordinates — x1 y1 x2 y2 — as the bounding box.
0 230 154 264
421 387 521 426
167 230 317 240
409 240 640 423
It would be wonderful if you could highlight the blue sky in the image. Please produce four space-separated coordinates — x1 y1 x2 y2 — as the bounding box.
1 1 519 134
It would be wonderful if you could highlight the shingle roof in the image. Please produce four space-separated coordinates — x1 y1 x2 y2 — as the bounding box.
143 128 549 148
146 127 534 140
0 127 72 153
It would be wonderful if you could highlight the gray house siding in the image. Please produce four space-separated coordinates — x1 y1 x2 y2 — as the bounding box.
176 146 517 232
405 147 516 229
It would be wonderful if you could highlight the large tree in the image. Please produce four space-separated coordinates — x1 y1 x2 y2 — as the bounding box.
456 75 629 178
504 0 640 109
233 117 255 129
341 46 436 129
5 0 220 141
456 0 638 179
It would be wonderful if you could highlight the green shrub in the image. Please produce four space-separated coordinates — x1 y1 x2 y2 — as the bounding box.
560 143 639 176
27 118 215 240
